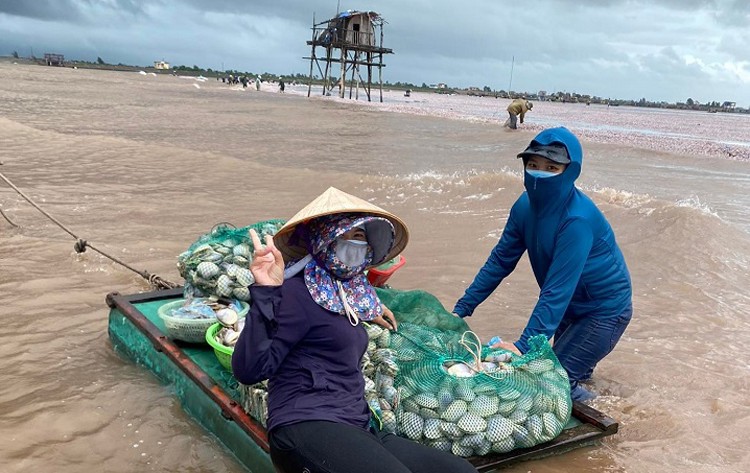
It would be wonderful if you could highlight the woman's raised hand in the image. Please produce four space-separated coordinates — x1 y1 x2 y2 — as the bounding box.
249 229 284 286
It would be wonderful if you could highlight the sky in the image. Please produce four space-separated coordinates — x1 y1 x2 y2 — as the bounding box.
2 0 750 106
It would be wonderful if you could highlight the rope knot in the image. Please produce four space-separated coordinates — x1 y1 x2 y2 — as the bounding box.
74 239 88 253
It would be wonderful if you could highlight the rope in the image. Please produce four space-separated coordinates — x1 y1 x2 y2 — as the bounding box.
458 330 513 381
0 170 179 290
336 279 360 326
0 207 19 228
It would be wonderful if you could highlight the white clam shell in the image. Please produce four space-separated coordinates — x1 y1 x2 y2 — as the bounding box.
216 307 238 327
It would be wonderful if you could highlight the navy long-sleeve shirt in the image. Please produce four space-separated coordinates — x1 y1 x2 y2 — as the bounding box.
231 273 370 432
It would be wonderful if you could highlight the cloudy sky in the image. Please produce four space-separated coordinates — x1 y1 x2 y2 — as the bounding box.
2 0 750 105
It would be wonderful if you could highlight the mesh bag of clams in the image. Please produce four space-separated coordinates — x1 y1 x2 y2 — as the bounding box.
365 289 573 458
177 219 286 302
237 381 269 428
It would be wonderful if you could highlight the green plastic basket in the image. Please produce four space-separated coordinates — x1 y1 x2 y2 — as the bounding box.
206 322 234 371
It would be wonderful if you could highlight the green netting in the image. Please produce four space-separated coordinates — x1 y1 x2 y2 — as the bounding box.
376 288 471 334
365 289 573 457
177 219 286 301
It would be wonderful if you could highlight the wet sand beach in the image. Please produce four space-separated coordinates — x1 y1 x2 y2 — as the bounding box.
1 63 750 473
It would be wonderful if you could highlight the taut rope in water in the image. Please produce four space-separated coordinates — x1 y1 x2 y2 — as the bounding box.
0 170 179 290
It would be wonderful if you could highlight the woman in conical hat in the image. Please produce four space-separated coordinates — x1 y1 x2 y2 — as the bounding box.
232 188 478 473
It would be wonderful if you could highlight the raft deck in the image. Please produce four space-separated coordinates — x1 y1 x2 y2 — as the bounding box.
106 288 618 473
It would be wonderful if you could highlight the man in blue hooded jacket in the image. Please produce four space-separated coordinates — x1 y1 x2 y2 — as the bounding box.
453 127 632 401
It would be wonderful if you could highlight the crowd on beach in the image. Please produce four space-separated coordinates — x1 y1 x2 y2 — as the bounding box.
217 74 288 92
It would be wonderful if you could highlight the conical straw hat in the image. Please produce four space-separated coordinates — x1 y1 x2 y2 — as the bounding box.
273 187 409 265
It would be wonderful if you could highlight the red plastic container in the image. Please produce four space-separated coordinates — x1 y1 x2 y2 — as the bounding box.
367 255 406 287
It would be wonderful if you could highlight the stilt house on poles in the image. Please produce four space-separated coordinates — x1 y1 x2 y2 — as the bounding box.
305 10 393 102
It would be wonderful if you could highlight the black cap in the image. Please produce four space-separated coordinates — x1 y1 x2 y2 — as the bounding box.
516 143 570 164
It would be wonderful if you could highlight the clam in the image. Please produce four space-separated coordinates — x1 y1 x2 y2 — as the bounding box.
491 436 515 454
509 409 529 424
437 389 454 410
413 393 440 410
402 398 421 414
381 410 397 433
516 393 534 412
468 395 499 418
526 414 544 440
459 433 484 448
379 398 392 411
382 386 398 405
235 268 255 287
496 399 516 416
439 421 463 440
457 412 487 433
232 286 250 301
555 396 571 421
542 412 563 438
214 245 231 256
485 415 514 442
453 382 477 402
484 353 512 363
196 261 220 279
512 424 536 448
216 307 239 327
376 373 394 390
427 439 452 452
233 243 251 258
204 252 224 263
451 443 473 457
419 408 440 419
219 328 240 346
474 439 492 456
365 324 384 340
447 362 475 378
423 418 443 439
225 263 240 278
233 255 249 266
441 400 468 423
480 361 498 372
376 329 391 348
216 274 233 297
399 411 424 440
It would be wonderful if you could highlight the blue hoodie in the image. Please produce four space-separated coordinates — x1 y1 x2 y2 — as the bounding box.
453 127 632 353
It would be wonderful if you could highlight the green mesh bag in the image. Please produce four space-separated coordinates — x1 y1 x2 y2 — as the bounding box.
177 219 286 301
365 288 572 457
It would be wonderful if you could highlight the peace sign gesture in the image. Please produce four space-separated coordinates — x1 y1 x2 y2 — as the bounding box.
249 229 285 286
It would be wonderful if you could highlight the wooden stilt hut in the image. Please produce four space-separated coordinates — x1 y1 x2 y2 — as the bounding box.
305 10 393 102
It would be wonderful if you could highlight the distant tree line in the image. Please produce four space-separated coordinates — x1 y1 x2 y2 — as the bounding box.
9 53 746 110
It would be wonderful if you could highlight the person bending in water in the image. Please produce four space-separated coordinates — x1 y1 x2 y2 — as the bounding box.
453 127 632 402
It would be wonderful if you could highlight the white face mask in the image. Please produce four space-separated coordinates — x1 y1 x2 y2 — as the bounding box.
334 238 369 267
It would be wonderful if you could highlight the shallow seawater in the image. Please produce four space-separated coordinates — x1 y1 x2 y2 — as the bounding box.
1 63 749 473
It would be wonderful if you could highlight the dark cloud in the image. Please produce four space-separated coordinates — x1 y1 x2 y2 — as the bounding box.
1 0 749 105
0 0 149 23
0 0 84 21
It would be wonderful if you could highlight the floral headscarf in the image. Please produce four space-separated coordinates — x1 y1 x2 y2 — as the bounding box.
301 214 393 324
